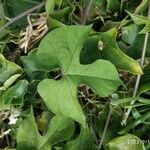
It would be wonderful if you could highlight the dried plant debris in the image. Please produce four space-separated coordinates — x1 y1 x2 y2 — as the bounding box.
19 13 48 53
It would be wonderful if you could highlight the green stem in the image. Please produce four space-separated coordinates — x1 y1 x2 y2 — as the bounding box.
99 106 112 149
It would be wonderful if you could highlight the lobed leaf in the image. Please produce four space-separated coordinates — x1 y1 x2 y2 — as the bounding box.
17 108 74 150
106 134 145 150
64 127 98 150
127 10 150 34
37 25 122 126
99 28 143 74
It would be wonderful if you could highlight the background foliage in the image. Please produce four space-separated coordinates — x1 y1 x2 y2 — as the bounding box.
0 0 150 149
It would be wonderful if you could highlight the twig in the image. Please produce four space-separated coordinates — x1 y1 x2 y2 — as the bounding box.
82 0 93 25
99 107 112 149
0 1 45 32
122 2 150 125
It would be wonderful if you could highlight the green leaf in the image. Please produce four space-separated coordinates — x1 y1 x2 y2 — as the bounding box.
101 20 121 32
45 0 63 16
17 108 74 150
36 25 122 126
45 0 74 29
16 108 44 150
47 15 66 30
127 11 150 34
100 28 143 74
119 24 148 60
121 23 139 45
64 127 98 150
106 134 145 150
80 34 102 64
4 0 42 28
0 74 21 91
111 97 150 108
37 77 86 127
45 0 55 16
138 59 150 95
0 28 10 40
21 50 44 73
21 50 48 81
135 0 149 14
0 54 22 85
0 95 10 111
3 80 29 105
46 115 74 145
106 0 120 12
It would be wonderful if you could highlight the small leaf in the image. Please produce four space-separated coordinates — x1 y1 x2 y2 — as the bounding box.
122 23 139 45
17 108 74 150
21 50 39 73
45 115 74 145
106 134 145 150
3 80 29 105
0 74 21 91
135 0 149 14
46 0 63 16
21 50 47 80
127 11 150 34
47 17 66 30
21 49 45 73
16 108 44 150
0 95 10 111
45 0 74 30
45 0 55 16
100 28 143 74
118 29 150 59
64 127 98 150
0 54 22 85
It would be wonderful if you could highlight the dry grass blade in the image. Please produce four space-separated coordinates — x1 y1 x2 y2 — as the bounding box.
19 13 48 53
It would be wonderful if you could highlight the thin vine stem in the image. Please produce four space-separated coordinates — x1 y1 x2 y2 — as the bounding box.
99 106 112 149
122 2 150 125
82 0 93 25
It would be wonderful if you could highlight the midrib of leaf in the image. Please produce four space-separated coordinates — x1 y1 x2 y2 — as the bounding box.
64 62 120 84
65 77 84 112
56 79 64 116
64 30 86 73
56 76 86 125
66 74 120 84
